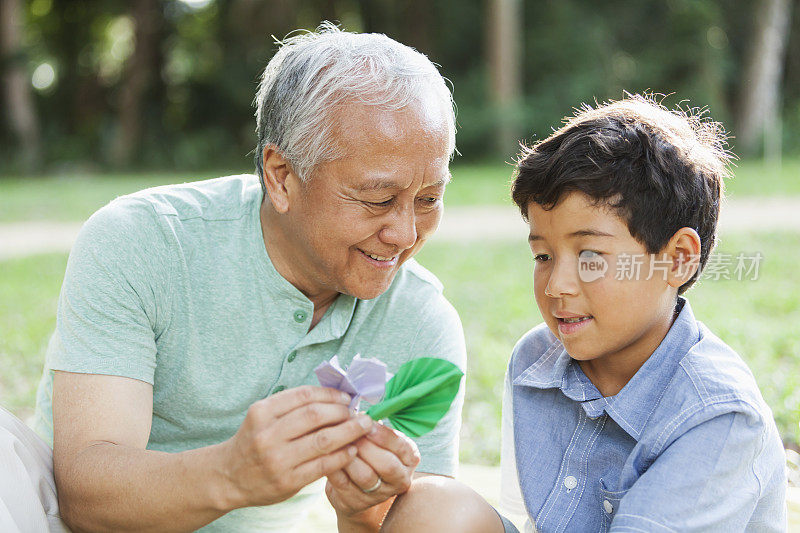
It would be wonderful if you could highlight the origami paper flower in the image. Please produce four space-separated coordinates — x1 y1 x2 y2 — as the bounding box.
366 358 463 438
314 354 389 412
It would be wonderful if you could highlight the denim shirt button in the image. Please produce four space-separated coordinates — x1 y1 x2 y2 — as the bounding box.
603 500 614 514
564 475 577 490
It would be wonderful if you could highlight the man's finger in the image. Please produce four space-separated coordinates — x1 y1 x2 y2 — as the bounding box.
252 386 351 424
291 414 374 464
364 423 420 467
276 402 353 441
354 437 409 487
291 445 358 489
326 468 351 490
343 454 380 491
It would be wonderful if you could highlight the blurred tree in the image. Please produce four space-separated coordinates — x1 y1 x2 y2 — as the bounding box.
111 0 166 166
487 0 523 159
736 0 793 158
2 0 798 174
1 0 41 171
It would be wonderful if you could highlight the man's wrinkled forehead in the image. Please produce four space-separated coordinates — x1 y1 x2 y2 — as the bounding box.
353 174 452 193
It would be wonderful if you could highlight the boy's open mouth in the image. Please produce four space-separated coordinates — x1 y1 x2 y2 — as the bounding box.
555 314 594 334
557 316 592 324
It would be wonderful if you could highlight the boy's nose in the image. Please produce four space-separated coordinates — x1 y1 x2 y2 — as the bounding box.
544 260 580 297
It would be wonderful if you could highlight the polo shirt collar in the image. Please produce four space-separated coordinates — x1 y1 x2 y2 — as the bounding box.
515 297 700 441
250 196 357 344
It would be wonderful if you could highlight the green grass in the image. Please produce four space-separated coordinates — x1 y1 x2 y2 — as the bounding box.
0 165 511 223
0 253 68 422
1 157 794 223
3 232 798 465
0 170 246 223
445 158 800 205
727 159 800 197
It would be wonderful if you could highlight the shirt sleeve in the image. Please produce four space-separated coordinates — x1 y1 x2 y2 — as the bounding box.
406 294 466 477
48 198 172 385
610 409 770 532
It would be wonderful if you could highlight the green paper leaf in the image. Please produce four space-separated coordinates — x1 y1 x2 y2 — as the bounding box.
366 358 463 438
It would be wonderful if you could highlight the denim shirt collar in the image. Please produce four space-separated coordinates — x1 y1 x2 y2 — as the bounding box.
515 296 700 441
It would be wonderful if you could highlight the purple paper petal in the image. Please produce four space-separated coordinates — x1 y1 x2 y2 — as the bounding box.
314 356 346 389
314 354 389 412
348 355 388 405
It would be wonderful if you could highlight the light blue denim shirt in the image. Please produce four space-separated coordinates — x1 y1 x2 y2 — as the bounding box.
504 297 787 532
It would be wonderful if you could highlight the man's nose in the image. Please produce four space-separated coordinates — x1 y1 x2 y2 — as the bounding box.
379 205 418 250
544 258 580 298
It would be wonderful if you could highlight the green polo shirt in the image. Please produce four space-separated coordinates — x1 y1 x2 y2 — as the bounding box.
33 174 465 532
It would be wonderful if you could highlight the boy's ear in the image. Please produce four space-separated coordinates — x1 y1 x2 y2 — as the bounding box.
665 227 702 289
261 145 301 214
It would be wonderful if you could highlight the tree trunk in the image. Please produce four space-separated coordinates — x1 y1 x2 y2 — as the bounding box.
486 0 523 158
1 0 41 171
736 0 793 158
111 0 162 166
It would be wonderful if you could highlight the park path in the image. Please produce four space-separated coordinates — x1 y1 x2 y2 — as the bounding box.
2 197 800 260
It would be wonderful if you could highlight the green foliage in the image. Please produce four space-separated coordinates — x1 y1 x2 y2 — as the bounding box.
6 0 800 172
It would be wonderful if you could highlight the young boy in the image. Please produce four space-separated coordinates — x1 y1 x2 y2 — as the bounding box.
498 95 788 532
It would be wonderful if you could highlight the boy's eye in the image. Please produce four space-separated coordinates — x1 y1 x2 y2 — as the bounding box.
579 250 601 259
533 253 551 263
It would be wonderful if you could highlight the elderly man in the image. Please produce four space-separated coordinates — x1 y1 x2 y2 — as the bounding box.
6 24 499 532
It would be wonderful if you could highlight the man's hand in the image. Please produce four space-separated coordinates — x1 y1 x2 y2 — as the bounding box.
325 423 421 530
220 385 375 509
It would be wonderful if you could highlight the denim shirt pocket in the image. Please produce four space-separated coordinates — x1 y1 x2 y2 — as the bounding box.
598 478 628 531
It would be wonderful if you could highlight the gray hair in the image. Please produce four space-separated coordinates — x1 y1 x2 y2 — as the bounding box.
253 22 456 186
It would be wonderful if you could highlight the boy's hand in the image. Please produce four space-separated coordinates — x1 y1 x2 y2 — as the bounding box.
325 423 421 526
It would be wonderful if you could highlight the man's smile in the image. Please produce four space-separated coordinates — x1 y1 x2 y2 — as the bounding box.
358 248 399 267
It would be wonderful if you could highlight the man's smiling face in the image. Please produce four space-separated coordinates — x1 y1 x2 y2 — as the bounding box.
527 191 679 380
278 99 452 301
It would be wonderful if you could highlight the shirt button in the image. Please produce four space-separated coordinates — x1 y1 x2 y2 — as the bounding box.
287 351 297 362
272 385 286 394
293 310 308 323
563 475 577 490
603 500 614 514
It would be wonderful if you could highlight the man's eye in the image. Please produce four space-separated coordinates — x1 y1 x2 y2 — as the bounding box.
579 250 601 259
368 199 393 207
534 254 551 263
418 196 440 205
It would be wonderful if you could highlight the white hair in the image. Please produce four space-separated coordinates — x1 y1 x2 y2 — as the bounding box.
253 22 456 184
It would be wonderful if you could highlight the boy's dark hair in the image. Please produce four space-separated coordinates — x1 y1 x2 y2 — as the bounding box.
511 94 732 294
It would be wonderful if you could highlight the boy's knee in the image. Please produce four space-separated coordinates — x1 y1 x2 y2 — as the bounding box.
382 476 504 533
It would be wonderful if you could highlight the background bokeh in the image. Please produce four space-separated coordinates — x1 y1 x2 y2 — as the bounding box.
2 0 800 173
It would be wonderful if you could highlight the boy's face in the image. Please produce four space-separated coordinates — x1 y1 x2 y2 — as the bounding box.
527 192 679 382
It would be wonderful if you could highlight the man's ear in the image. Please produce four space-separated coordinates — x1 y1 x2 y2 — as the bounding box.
665 227 702 289
261 145 300 214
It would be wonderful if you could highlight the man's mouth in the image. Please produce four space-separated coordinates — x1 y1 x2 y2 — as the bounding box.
359 249 399 265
